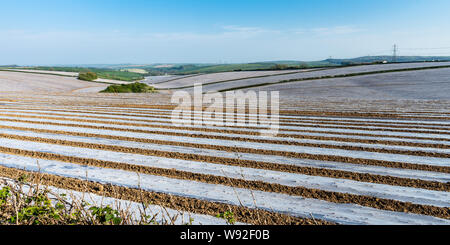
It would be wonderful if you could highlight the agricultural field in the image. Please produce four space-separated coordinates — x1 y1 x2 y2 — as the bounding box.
0 61 449 225
149 69 310 89
142 62 312 75
0 69 78 77
0 71 108 93
7 67 146 82
143 74 201 85
245 68 450 100
194 61 450 93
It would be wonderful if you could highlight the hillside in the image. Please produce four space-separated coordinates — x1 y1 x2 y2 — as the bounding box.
326 56 450 65
114 56 450 75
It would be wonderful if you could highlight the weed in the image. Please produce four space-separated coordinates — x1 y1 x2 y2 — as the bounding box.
216 211 236 225
89 205 122 225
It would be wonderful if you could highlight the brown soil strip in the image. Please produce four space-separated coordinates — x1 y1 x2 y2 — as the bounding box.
0 165 327 225
280 119 450 129
0 146 448 220
1 129 450 187
363 111 450 115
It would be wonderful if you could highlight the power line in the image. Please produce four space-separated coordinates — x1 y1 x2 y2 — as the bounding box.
399 51 450 56
401 47 450 50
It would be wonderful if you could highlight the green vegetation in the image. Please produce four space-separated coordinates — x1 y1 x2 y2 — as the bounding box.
94 70 145 81
78 71 98 81
268 64 309 70
216 211 236 225
0 177 189 225
101 82 156 93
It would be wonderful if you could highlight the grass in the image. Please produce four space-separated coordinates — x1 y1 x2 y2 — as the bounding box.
100 82 157 93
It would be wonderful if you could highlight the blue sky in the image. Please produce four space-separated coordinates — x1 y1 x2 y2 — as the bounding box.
1 0 450 65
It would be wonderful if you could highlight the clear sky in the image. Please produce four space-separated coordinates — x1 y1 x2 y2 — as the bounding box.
1 0 450 65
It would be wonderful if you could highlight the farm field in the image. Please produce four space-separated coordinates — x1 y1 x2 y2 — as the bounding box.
0 62 449 225
0 71 108 93
194 62 450 93
149 69 309 89
0 69 78 77
5 67 146 82
0 96 449 225
245 68 450 101
143 74 202 86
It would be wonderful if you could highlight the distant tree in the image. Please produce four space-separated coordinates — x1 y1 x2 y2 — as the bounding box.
270 64 289 70
298 63 309 69
101 82 156 93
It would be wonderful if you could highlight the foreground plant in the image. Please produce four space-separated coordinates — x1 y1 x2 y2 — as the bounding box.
0 177 190 225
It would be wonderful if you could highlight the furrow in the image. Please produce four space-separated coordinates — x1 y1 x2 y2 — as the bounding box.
1 108 450 130
2 125 450 184
1 114 450 142
0 165 324 225
1 131 450 191
0 154 449 223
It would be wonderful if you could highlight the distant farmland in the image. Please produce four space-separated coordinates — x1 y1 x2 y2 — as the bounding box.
9 67 146 82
